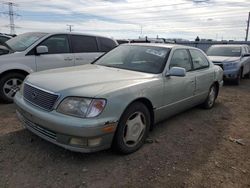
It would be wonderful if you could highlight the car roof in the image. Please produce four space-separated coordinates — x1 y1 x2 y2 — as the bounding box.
121 43 199 50
22 32 114 40
210 44 249 48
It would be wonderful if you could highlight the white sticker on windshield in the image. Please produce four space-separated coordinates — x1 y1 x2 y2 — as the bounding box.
146 49 166 57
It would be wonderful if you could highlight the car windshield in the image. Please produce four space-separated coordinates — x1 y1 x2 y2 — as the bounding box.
6 32 47 52
207 46 241 57
94 45 170 74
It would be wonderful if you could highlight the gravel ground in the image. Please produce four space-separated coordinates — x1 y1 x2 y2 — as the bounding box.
0 79 250 188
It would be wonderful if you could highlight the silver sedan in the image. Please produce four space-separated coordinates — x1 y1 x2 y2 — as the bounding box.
14 44 223 154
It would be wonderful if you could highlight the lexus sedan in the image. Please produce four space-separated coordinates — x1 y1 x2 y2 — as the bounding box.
207 44 250 85
14 44 223 154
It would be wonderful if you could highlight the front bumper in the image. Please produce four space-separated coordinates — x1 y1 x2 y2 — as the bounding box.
14 92 117 153
223 68 239 80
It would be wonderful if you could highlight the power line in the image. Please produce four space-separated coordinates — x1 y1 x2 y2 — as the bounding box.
245 12 250 41
2 1 19 34
67 24 73 32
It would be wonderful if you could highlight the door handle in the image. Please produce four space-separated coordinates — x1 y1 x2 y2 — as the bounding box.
64 57 73 61
75 57 83 61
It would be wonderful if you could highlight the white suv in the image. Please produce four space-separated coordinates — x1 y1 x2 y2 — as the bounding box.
0 32 118 103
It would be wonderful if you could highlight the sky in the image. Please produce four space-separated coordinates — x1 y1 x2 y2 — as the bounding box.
0 0 249 40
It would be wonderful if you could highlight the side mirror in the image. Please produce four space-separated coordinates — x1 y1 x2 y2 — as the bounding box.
242 53 250 57
36 45 48 55
166 67 186 77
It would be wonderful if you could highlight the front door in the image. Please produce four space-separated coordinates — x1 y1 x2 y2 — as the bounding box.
35 34 74 71
162 49 196 118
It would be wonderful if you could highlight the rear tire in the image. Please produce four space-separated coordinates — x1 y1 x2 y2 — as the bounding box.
202 84 217 109
112 102 151 154
0 73 26 103
233 69 242 85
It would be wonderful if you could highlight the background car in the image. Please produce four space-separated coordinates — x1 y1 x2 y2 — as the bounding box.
0 34 12 46
207 44 250 85
0 32 118 103
14 44 223 154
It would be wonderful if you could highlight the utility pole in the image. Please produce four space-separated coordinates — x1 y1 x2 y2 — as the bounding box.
3 2 19 35
67 24 74 32
245 12 250 41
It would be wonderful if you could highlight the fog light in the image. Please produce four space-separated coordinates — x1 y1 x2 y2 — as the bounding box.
69 137 87 147
88 137 102 147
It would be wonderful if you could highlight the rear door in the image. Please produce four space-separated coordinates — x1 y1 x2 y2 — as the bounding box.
189 49 214 98
70 35 103 66
35 34 74 71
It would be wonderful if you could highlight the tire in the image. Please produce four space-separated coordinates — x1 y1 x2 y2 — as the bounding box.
233 69 242 85
202 84 217 109
112 102 151 154
0 72 26 103
244 71 250 79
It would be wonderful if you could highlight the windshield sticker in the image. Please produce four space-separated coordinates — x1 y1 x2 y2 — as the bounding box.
146 49 167 57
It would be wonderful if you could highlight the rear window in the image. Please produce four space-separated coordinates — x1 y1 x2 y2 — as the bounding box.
98 37 117 52
71 35 98 53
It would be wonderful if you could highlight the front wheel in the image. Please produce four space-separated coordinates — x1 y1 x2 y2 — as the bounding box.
202 84 217 109
112 102 151 154
0 73 26 103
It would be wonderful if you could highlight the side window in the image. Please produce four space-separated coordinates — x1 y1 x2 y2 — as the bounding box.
244 46 249 53
71 35 98 53
98 37 117 52
169 49 192 71
40 35 70 54
0 36 9 43
242 47 246 55
189 49 209 70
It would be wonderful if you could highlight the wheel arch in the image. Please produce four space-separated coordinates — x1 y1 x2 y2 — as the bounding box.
0 69 29 79
124 97 155 130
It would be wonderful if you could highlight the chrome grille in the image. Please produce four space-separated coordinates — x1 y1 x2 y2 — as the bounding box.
23 83 59 111
19 111 57 140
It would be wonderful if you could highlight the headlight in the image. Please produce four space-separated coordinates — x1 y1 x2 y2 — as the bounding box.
57 97 106 118
224 61 239 69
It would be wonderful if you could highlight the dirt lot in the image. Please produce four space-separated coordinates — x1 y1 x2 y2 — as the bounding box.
0 80 250 188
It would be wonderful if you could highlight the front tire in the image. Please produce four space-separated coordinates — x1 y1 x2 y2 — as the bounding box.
202 84 217 109
233 69 243 85
0 73 26 103
112 102 151 154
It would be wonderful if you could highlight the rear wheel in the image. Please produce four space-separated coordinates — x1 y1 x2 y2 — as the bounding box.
112 102 151 154
202 84 217 109
0 73 26 103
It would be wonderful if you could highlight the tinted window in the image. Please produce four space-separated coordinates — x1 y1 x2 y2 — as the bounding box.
190 49 209 70
71 35 98 53
95 45 170 74
207 46 241 57
0 36 10 43
169 49 192 71
98 37 117 52
40 35 70 54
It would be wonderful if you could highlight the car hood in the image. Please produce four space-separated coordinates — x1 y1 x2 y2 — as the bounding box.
26 64 157 97
208 56 241 63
